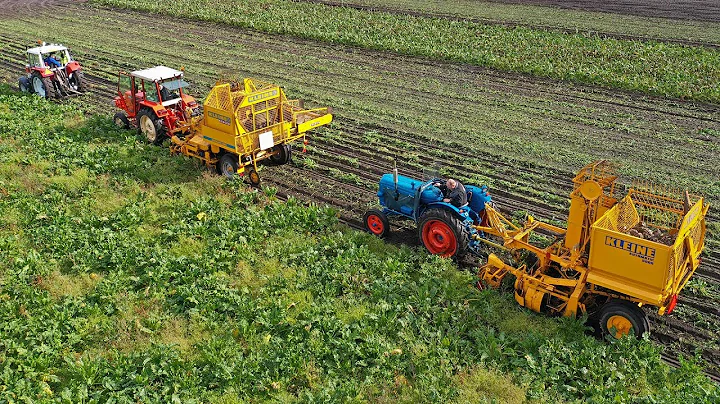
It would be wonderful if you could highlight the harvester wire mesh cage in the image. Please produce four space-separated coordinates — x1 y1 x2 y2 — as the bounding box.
572 160 618 195
629 180 699 232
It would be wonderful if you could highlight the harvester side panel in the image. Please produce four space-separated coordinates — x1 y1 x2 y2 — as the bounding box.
200 125 238 152
667 199 707 293
587 193 707 307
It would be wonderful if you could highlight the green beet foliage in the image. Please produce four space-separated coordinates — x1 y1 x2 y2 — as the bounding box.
0 86 717 402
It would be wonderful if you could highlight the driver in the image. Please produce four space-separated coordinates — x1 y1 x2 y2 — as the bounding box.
159 83 179 102
434 178 467 208
44 53 62 68
159 84 172 101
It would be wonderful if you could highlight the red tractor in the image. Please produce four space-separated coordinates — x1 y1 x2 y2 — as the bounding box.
18 42 86 99
113 66 200 144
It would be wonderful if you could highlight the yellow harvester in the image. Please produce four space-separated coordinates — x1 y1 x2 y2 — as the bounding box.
170 78 332 185
477 161 708 338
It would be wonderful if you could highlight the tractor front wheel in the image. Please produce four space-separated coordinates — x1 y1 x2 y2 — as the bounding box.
364 209 389 238
598 300 649 340
31 73 57 99
418 209 469 259
269 144 292 165
137 109 164 145
217 153 239 179
113 112 130 129
18 77 31 93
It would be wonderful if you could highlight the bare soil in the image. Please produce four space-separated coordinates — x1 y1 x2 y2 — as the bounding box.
0 0 83 16
486 0 720 23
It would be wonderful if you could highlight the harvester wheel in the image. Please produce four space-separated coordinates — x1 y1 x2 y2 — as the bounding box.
31 73 56 99
69 70 87 92
363 209 389 238
246 167 260 187
598 300 649 340
113 112 130 129
218 153 239 179
18 77 31 93
137 109 164 145
247 168 261 187
418 209 469 259
269 144 292 165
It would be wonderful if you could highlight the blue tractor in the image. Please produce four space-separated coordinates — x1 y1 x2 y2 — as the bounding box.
363 170 492 259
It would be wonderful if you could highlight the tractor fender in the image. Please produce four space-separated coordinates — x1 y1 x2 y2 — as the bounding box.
421 202 473 222
150 104 169 117
31 67 54 78
65 61 81 73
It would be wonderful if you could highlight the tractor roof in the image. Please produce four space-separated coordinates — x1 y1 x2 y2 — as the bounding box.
27 44 68 55
131 66 184 82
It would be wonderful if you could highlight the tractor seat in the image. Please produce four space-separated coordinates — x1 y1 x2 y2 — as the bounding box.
135 91 145 101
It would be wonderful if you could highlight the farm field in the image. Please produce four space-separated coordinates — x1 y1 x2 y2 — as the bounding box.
91 0 720 103
2 85 716 401
1 1 720 380
296 0 720 47
0 0 719 398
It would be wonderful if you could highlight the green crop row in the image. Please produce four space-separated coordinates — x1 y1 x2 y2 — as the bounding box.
90 0 720 103
312 0 720 45
1 87 718 402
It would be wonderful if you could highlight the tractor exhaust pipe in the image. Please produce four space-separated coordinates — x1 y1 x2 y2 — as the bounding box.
393 160 399 199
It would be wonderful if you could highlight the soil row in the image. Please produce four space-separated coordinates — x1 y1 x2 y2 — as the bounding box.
485 0 720 23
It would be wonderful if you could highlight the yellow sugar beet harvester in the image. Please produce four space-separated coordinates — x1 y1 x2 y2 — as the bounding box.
477 161 708 338
170 78 332 185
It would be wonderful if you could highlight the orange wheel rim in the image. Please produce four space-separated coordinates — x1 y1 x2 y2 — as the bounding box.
366 215 384 235
421 220 457 257
606 315 633 339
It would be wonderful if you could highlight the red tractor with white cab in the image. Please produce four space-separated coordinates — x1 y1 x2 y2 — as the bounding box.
18 42 86 99
113 66 200 144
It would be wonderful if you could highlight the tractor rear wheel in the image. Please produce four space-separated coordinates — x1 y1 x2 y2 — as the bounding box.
417 209 469 259
18 77 31 93
269 144 292 165
113 112 130 129
31 73 56 99
598 300 649 339
364 209 389 238
137 109 164 145
69 70 87 92
218 153 239 179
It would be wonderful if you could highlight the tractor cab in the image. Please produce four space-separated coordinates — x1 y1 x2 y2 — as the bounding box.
114 66 199 143
25 44 75 71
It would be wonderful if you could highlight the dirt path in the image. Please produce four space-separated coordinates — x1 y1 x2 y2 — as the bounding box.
1 1 719 381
